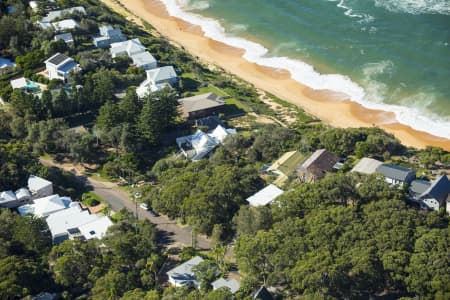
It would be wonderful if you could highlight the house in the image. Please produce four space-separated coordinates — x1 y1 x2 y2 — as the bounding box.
136 66 178 97
212 278 240 294
351 157 383 174
297 149 339 182
46 204 113 244
267 151 305 186
409 175 450 211
253 286 274 300
0 57 16 75
176 125 236 161
18 194 73 218
166 256 204 287
44 52 80 81
246 184 284 207
28 175 53 199
1 188 32 209
54 32 74 47
1 183 33 209
51 19 79 31
376 164 415 186
93 25 126 48
110 38 146 58
178 93 225 119
10 77 40 92
130 51 157 70
39 6 86 25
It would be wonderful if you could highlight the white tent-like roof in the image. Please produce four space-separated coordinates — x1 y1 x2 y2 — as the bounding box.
18 194 70 218
246 184 284 207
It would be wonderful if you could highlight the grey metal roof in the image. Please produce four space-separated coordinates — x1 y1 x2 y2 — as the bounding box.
376 164 414 181
131 51 156 66
409 179 431 199
253 286 273 300
351 157 383 174
54 32 73 42
147 66 177 83
179 92 225 113
421 175 450 203
212 278 240 294
166 256 203 283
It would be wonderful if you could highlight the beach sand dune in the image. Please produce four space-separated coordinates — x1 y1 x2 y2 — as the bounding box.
102 0 450 151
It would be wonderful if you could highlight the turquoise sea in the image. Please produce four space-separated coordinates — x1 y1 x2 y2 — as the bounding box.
161 0 450 138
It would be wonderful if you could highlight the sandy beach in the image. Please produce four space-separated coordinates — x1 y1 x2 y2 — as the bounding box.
101 0 450 151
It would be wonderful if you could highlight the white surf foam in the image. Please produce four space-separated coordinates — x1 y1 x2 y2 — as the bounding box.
374 0 450 15
160 0 450 139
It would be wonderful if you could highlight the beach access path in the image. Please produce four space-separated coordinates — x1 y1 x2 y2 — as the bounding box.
40 157 211 250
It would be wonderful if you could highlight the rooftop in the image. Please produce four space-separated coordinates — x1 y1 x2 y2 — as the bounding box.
41 6 86 23
51 19 79 31
45 53 70 66
78 216 113 240
28 175 52 192
376 164 414 181
351 157 383 175
268 151 305 176
167 256 204 284
131 51 157 66
420 175 450 203
179 92 225 113
11 77 27 89
54 32 74 42
212 278 240 294
0 57 16 68
18 194 71 218
246 184 284 207
146 66 177 83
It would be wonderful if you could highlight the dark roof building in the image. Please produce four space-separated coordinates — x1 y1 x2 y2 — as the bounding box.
253 286 274 300
179 92 225 119
296 149 339 182
376 164 415 185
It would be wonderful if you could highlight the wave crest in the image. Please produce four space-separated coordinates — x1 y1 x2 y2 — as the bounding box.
374 0 450 15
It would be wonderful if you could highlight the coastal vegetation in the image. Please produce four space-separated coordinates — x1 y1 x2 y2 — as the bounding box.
0 0 449 299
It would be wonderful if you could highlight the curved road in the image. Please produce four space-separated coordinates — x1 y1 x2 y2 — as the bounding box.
40 158 211 250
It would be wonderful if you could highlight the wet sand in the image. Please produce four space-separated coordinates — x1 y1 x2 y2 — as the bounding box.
101 0 450 151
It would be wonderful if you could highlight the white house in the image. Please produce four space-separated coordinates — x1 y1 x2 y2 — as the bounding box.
166 256 204 287
176 125 236 161
18 194 73 218
130 51 157 70
246 184 284 207
44 52 80 81
78 216 113 240
38 6 86 28
136 66 178 98
28 175 53 199
110 38 146 58
0 191 20 208
93 25 126 48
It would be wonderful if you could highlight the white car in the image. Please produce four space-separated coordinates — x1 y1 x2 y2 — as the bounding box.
139 203 149 210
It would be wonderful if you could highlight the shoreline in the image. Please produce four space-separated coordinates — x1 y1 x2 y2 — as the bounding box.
103 0 450 151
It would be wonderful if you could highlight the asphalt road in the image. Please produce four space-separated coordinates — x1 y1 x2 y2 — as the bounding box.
40 158 211 250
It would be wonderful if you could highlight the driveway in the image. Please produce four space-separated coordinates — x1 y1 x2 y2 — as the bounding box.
40 158 211 250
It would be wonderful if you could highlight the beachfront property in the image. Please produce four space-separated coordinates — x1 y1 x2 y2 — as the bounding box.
54 32 74 46
38 6 86 29
246 184 285 207
297 149 340 182
0 57 16 75
110 38 157 70
176 125 236 161
409 175 450 211
376 164 415 186
136 66 178 97
351 157 383 174
44 52 80 81
166 256 204 288
93 25 127 48
212 278 240 294
178 92 225 120
266 150 305 186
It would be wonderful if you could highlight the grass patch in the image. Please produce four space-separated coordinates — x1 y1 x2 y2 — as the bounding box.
82 192 104 207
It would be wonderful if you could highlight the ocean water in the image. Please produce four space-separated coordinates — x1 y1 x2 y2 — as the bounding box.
159 0 450 138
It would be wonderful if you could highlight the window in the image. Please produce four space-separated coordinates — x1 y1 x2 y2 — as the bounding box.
89 230 95 235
